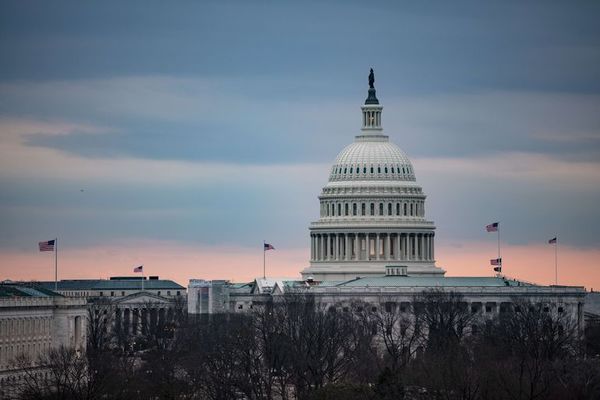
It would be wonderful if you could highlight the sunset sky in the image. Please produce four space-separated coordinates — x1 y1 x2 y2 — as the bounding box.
1 1 599 289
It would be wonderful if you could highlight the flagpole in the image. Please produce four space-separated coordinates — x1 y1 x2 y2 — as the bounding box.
142 268 145 291
54 237 58 291
263 240 266 279
555 237 558 285
497 224 501 277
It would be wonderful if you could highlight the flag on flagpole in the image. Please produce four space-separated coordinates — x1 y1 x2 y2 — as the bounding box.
486 222 499 232
548 237 557 244
264 243 275 251
490 258 502 266
493 266 502 272
38 240 55 252
133 265 143 273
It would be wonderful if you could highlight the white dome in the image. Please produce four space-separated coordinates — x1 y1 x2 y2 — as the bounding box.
329 137 416 182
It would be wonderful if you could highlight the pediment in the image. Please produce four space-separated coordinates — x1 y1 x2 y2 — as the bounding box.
113 292 172 305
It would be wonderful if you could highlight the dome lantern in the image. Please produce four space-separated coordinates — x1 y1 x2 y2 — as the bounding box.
361 68 383 133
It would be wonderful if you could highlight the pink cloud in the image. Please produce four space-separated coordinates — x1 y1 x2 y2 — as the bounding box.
1 240 598 290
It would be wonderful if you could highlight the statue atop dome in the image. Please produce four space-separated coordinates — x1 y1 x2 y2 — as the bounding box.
365 68 379 105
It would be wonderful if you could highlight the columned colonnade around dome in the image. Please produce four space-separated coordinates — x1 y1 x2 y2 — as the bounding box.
310 231 434 263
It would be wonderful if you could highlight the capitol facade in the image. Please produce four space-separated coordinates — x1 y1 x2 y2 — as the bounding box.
303 71 442 280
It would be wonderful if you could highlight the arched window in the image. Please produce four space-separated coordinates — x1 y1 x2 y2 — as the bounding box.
404 203 407 216
379 203 384 215
327 204 330 216
396 203 400 215
388 203 392 215
378 167 381 173
370 203 375 215
350 167 353 174
410 203 413 216
385 167 388 173
363 167 367 173
361 203 366 216
391 167 395 173
344 168 347 174
345 203 349 216
370 167 374 174
337 203 341 216
353 203 357 216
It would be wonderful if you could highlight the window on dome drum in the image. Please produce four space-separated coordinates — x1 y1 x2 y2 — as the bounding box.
337 204 341 216
363 167 367 173
350 167 353 173
345 203 349 216
396 203 400 215
404 203 407 216
388 203 392 215
385 167 388 173
370 203 375 215
362 203 366 216
371 167 374 173
378 167 381 173
353 203 357 216
410 203 413 216
379 203 383 215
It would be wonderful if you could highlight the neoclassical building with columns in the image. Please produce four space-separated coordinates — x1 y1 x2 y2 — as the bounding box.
303 76 441 281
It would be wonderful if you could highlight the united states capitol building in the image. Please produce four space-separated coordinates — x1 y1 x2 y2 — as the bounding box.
188 72 587 326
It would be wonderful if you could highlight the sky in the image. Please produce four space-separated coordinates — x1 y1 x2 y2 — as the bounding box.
1 1 599 289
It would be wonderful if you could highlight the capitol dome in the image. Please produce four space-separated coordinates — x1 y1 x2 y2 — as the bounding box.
302 69 445 281
328 139 416 183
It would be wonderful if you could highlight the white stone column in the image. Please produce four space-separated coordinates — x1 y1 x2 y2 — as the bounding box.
385 234 391 260
375 233 380 260
332 234 337 261
427 234 431 260
366 233 371 260
345 234 350 261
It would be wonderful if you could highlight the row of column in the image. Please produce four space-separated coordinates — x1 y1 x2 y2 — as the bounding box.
363 109 381 128
114 307 173 335
310 232 434 262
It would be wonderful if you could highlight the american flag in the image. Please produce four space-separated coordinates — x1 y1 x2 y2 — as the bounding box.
493 266 501 272
490 258 502 266
133 265 143 273
486 222 499 232
38 240 55 252
264 243 275 251
548 237 557 244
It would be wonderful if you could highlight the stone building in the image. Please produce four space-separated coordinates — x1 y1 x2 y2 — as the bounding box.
36 276 186 342
0 283 87 396
187 72 587 328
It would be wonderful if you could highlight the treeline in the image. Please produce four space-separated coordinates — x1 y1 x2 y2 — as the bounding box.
11 290 600 399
